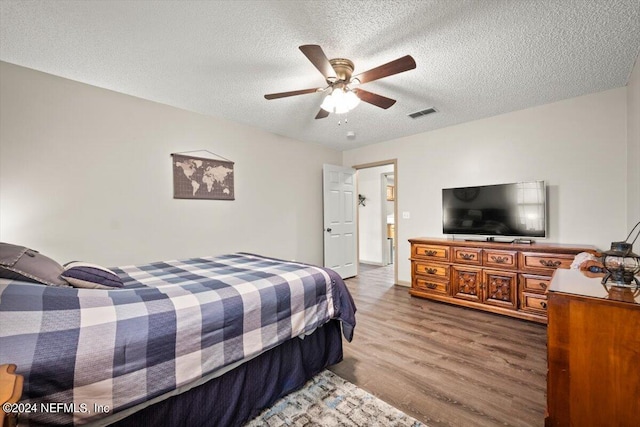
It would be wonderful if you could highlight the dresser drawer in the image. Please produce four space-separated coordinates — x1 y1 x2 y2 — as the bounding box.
452 247 482 265
412 244 450 262
413 262 450 279
519 252 574 273
521 292 548 314
520 273 551 293
483 249 518 270
413 276 448 295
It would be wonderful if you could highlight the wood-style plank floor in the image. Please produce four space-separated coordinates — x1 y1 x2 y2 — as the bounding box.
329 264 547 427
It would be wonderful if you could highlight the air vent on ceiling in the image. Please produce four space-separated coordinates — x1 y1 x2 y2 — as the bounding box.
408 107 437 119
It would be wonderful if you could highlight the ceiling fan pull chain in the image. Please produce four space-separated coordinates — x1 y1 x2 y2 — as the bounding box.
337 115 350 126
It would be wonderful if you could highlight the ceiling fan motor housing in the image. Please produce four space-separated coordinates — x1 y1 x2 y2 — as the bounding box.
328 58 354 82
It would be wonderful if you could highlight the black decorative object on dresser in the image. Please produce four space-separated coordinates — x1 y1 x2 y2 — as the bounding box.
409 238 596 323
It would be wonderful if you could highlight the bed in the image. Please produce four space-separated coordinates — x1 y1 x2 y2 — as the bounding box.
0 251 356 426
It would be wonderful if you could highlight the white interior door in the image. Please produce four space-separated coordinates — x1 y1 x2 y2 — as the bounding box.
323 164 357 279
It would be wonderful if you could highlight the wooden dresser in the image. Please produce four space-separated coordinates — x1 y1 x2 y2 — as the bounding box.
546 269 640 426
408 237 595 323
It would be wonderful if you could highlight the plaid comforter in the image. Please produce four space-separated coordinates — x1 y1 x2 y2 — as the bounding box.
0 253 356 426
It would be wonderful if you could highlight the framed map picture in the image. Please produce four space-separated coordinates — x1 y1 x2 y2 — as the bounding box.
172 153 235 200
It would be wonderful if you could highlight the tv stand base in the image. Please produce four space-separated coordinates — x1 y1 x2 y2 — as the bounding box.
462 237 519 243
512 238 535 244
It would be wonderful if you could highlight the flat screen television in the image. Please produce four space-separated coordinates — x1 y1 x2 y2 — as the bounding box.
442 181 546 238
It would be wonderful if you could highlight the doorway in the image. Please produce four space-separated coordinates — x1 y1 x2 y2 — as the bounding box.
354 160 398 284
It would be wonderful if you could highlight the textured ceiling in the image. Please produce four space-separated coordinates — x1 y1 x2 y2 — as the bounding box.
1 0 639 150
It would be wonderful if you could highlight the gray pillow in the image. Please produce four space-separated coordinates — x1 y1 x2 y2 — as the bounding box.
0 242 69 287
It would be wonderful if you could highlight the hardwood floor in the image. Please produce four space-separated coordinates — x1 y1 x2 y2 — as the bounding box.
329 264 547 427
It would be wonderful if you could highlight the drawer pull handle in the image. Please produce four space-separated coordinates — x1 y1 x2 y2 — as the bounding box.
426 268 438 274
491 256 509 264
540 301 547 309
460 253 476 260
426 283 438 289
539 282 548 289
424 250 438 256
539 260 561 267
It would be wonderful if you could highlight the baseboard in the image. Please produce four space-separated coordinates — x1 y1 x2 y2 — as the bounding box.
396 280 410 288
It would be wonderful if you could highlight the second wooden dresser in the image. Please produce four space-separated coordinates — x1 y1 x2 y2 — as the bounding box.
409 237 595 323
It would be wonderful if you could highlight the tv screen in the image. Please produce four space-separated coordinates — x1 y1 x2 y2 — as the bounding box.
442 181 546 238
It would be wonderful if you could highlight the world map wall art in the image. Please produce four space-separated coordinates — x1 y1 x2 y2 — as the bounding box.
172 153 235 200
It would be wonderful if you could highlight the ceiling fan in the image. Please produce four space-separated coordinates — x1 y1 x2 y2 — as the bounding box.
264 45 416 119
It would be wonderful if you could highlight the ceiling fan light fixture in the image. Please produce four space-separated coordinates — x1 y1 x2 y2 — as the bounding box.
320 89 335 112
321 87 360 115
344 89 360 110
332 89 348 114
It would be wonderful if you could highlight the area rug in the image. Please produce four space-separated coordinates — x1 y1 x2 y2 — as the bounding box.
245 370 425 426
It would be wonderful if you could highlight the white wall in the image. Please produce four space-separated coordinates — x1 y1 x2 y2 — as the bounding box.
344 88 628 285
357 164 393 264
0 62 341 266
627 53 640 232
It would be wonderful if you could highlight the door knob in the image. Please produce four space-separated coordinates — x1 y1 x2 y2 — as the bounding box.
326 228 332 232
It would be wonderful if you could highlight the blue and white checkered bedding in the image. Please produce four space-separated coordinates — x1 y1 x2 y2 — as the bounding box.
0 253 356 426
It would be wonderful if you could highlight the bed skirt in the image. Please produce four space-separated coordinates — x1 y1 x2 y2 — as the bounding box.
109 320 344 427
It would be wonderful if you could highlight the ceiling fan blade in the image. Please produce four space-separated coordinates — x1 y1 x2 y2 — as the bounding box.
264 88 321 100
353 55 416 84
315 109 330 119
355 89 396 109
299 45 336 79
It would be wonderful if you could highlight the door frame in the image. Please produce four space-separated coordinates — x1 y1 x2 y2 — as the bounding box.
381 172 394 266
352 159 398 284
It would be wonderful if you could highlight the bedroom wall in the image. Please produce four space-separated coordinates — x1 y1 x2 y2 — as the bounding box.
0 62 341 266
343 87 628 285
628 53 640 232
